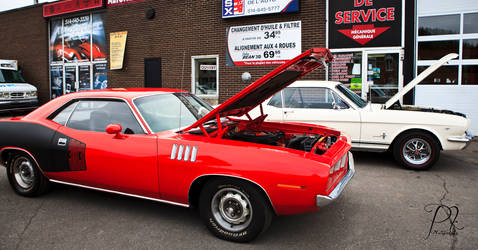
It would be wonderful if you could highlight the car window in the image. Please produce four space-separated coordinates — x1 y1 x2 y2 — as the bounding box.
134 93 212 133
336 84 367 108
0 69 27 83
267 92 282 108
51 101 78 126
283 87 341 109
283 88 303 108
332 91 350 109
66 100 144 134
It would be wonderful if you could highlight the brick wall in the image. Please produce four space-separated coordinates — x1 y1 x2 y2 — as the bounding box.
106 0 327 103
0 1 326 104
0 5 49 104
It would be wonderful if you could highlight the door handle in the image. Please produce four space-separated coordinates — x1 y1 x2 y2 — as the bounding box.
283 110 294 114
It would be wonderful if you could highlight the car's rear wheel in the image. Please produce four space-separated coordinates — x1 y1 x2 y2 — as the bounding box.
6 152 50 197
199 178 272 242
393 132 440 170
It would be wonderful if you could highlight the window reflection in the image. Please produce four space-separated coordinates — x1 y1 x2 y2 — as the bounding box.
418 41 459 60
463 39 478 59
464 13 478 34
417 66 458 84
462 65 478 85
329 52 362 96
419 15 460 36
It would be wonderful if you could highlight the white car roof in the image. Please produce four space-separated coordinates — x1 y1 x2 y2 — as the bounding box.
289 80 341 88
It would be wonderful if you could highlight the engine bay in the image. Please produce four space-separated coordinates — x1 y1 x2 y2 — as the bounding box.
187 116 339 154
226 128 336 154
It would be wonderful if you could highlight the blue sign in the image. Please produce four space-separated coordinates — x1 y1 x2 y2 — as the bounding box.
222 0 299 18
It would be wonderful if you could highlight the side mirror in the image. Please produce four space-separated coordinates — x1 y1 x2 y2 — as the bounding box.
106 124 124 139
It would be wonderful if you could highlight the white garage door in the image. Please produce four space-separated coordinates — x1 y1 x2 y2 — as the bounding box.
416 0 478 136
416 85 478 135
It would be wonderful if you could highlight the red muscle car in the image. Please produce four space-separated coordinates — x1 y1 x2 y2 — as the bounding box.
0 48 354 242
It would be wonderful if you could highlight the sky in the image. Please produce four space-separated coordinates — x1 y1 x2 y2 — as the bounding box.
0 0 58 13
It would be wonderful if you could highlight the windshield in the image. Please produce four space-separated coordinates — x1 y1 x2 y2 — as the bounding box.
336 84 367 108
0 69 26 83
133 93 213 133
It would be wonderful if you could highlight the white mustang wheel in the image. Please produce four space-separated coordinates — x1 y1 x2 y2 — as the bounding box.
402 138 432 166
393 132 440 170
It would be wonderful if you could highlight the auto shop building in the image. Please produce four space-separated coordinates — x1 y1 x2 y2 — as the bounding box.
0 0 476 133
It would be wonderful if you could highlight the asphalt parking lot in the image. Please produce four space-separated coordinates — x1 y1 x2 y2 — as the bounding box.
0 135 477 249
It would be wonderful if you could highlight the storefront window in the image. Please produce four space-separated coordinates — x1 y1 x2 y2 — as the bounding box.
192 56 218 97
93 63 107 90
92 13 107 61
78 65 91 91
417 66 458 84
463 39 478 59
418 41 459 60
329 52 362 96
418 14 460 36
50 65 63 99
464 13 478 34
49 13 107 99
49 19 63 63
367 53 399 103
462 65 478 85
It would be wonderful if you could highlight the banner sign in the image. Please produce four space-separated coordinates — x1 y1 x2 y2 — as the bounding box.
328 0 402 48
110 31 128 70
226 21 301 66
222 0 299 18
63 15 91 62
49 14 106 63
43 0 104 17
107 0 146 7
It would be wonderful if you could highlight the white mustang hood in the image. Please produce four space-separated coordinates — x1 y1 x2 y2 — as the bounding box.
384 53 458 109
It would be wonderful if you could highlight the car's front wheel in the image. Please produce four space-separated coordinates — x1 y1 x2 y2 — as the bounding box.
6 152 50 197
393 132 440 170
199 178 272 242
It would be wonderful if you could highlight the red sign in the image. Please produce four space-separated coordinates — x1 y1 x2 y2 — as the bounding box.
328 0 402 48
43 0 104 17
338 24 390 45
107 0 146 7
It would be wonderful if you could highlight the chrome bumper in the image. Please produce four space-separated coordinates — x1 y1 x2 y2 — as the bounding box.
316 152 355 207
448 131 473 149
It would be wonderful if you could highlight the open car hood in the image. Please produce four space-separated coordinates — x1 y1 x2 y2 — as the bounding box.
384 53 458 109
183 48 333 132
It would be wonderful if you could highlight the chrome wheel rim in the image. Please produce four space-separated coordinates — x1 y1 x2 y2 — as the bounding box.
211 187 252 232
402 138 431 165
13 156 35 189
